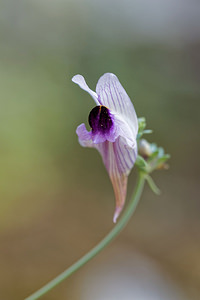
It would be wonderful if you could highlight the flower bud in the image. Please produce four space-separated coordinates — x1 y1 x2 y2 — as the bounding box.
139 139 152 158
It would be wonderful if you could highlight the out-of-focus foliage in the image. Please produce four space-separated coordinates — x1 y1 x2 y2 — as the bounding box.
0 1 200 299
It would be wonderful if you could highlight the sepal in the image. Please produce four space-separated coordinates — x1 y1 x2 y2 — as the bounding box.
145 174 161 195
135 117 170 195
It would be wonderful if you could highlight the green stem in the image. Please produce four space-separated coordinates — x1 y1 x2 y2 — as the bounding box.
25 172 145 300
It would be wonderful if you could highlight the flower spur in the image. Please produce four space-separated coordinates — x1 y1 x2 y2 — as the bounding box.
72 73 138 222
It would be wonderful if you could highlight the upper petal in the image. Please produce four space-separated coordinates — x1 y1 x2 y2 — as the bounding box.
96 73 138 137
72 74 99 105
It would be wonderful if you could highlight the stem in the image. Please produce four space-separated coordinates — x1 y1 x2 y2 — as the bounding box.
25 172 145 300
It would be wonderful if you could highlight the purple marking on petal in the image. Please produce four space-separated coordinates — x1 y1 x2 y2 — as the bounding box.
112 82 123 113
117 139 132 170
113 142 125 173
104 87 117 111
87 105 120 144
115 144 127 173
107 82 118 111
124 147 134 166
109 81 123 114
88 106 113 135
127 148 136 167
115 139 130 171
125 145 137 165
120 139 136 171
113 81 126 114
117 138 132 175
98 84 117 111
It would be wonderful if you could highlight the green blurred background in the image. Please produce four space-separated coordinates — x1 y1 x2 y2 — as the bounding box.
1 0 200 299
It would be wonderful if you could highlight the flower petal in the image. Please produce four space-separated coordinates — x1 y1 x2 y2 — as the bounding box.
94 137 137 222
113 113 137 148
96 73 138 137
76 123 93 147
72 75 99 105
76 128 137 221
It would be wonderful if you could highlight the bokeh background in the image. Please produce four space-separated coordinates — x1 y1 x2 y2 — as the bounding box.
1 0 200 299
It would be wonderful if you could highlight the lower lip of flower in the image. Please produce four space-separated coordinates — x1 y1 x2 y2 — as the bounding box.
88 105 113 134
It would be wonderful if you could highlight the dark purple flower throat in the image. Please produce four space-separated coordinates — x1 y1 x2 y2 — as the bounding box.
88 106 113 134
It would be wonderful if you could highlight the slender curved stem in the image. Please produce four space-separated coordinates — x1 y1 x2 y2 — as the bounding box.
25 172 145 300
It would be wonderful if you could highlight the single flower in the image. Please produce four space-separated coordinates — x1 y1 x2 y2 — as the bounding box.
72 73 138 222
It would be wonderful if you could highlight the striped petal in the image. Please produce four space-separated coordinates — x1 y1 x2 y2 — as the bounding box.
76 124 137 222
95 138 137 222
96 73 138 138
72 75 99 105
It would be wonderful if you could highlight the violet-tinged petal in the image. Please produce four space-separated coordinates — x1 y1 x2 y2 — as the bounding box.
96 137 137 180
76 123 93 147
72 75 99 105
94 137 137 222
96 73 138 137
76 125 137 222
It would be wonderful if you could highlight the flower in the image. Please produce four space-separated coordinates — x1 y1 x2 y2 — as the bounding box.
72 73 138 222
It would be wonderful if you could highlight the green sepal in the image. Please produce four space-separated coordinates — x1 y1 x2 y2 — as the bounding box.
143 129 153 135
135 155 148 171
137 117 152 140
157 154 171 164
145 174 161 195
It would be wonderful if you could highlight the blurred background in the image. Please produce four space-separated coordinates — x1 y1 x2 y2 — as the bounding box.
0 0 200 299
